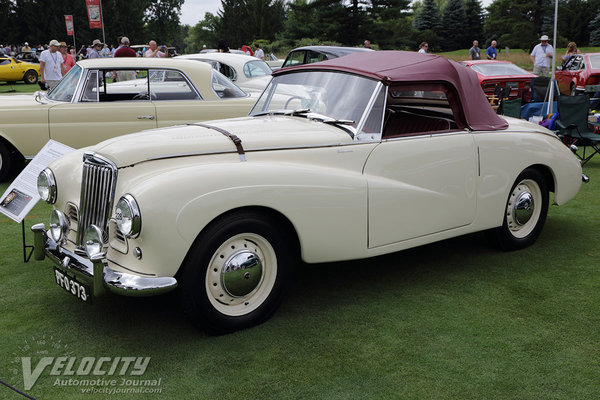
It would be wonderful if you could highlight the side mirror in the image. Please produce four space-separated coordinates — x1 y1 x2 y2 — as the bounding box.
556 65 563 71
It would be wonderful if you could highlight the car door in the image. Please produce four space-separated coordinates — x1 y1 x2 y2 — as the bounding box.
49 69 157 149
0 58 22 81
363 84 477 248
557 56 579 94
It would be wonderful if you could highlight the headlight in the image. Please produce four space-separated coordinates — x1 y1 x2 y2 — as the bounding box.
84 225 104 259
49 210 69 243
37 168 57 204
115 194 141 238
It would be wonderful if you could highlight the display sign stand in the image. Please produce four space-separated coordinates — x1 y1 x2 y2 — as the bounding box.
22 220 34 263
0 140 75 263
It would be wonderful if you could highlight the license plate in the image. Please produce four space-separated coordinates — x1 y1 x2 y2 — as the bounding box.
54 267 91 303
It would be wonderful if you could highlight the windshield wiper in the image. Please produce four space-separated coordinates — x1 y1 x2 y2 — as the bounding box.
306 112 356 139
252 108 311 117
252 109 355 138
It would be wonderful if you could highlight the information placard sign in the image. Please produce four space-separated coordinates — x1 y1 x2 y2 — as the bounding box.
0 140 74 223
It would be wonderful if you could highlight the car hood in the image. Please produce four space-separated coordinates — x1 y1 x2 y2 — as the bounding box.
92 116 354 167
237 75 271 92
0 93 44 107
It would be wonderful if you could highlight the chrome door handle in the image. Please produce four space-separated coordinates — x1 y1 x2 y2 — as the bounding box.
137 115 155 120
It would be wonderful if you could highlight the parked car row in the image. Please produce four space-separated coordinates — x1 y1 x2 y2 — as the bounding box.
17 50 584 334
0 57 255 179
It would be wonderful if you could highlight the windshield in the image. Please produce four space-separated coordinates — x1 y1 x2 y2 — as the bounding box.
47 64 82 102
250 71 379 128
589 54 600 69
211 70 247 98
468 63 531 76
243 60 271 78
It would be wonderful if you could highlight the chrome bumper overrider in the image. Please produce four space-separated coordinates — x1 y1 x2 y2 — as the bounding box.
31 223 177 298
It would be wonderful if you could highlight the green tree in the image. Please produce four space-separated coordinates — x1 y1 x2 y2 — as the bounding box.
413 0 442 31
310 0 356 45
185 12 221 52
590 11 600 46
216 0 285 49
144 0 185 44
440 0 468 50
367 0 413 49
282 0 318 44
558 0 600 47
484 0 548 50
413 0 442 50
464 0 484 44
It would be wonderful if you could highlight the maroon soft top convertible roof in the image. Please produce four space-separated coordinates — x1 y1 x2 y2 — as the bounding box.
273 50 508 131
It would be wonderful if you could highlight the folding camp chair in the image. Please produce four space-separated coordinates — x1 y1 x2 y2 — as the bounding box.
557 94 600 165
493 85 510 114
502 98 522 118
531 77 551 102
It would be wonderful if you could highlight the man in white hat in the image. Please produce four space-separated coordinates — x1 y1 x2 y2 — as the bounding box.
530 35 554 77
39 39 65 90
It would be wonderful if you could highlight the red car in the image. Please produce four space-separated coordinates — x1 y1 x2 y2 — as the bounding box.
555 53 600 96
460 60 536 100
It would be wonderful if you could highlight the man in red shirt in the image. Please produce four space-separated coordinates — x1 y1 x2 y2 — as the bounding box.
113 37 137 81
113 37 136 57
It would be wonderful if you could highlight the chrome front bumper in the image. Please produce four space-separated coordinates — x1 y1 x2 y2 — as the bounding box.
31 223 177 298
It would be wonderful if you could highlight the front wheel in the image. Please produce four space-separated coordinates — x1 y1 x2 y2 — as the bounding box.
179 211 293 334
488 168 549 251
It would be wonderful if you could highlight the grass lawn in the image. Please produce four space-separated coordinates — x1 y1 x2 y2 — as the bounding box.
1 153 599 399
0 82 38 94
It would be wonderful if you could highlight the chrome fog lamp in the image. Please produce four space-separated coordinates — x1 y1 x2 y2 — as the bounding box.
84 225 105 259
37 168 57 204
115 194 141 239
49 210 69 243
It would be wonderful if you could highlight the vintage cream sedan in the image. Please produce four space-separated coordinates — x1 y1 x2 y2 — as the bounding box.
0 57 255 180
32 51 586 334
176 52 272 93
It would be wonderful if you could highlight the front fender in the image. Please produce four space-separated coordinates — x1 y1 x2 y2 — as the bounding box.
111 159 369 277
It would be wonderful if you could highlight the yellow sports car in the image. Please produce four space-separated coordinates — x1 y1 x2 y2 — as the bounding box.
0 56 40 84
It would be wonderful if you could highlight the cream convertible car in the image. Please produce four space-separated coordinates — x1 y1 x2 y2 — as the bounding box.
0 57 255 180
32 51 586 334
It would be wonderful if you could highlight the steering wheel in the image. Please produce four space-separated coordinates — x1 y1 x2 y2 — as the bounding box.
284 95 305 109
132 92 149 100
132 91 157 101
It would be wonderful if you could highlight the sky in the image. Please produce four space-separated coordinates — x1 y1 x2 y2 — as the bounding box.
179 0 494 27
180 0 222 26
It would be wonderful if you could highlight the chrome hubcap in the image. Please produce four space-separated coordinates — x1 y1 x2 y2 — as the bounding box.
206 233 277 317
513 191 534 226
506 179 541 239
221 250 263 297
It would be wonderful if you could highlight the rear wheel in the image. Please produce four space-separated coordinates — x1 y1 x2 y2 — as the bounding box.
0 142 12 181
488 168 549 251
179 211 293 335
570 84 576 96
23 69 38 84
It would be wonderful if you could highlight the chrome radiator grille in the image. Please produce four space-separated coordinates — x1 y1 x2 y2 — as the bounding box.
76 153 118 246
